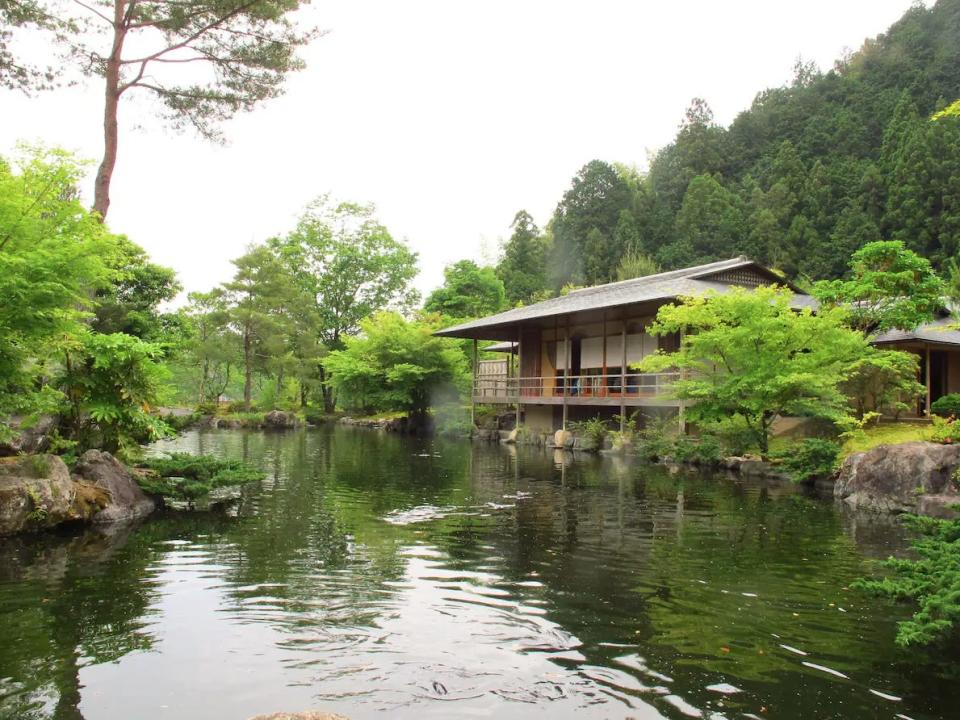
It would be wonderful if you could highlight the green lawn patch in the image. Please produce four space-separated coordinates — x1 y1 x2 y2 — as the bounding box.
841 422 930 458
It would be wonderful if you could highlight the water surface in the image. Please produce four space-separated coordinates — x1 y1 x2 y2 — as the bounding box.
0 426 955 719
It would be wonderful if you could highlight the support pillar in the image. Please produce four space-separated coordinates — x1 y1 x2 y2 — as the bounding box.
562 317 569 431
602 311 607 399
471 339 477 427
620 322 627 430
515 332 522 430
926 344 932 417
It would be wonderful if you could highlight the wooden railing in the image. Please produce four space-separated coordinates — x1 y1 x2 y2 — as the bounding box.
473 373 680 401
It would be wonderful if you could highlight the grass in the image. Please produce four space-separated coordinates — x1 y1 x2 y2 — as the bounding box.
767 420 931 460
840 421 930 457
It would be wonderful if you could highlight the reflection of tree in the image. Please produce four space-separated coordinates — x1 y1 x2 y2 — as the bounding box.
0 522 167 719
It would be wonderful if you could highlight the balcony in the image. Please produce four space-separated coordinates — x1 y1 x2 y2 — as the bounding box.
472 373 681 407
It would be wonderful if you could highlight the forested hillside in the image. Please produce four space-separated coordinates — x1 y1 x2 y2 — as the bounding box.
499 0 960 297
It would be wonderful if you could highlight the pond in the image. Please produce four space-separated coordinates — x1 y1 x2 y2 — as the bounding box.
0 426 956 720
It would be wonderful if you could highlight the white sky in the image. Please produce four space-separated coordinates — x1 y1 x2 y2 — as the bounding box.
0 0 923 301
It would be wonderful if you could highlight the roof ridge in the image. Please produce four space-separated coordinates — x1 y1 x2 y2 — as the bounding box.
565 256 751 296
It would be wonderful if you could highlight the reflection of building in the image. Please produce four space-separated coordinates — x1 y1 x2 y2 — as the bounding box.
436 257 815 433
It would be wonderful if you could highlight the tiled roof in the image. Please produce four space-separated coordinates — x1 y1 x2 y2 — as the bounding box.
435 256 815 338
873 316 960 347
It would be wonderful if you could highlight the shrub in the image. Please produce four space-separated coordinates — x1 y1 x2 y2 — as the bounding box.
569 417 609 447
705 416 757 456
931 394 960 418
672 434 723 465
635 415 677 460
854 513 960 647
931 416 960 444
137 453 265 501
774 439 841 483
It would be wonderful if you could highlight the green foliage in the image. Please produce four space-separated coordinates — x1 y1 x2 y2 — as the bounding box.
138 452 265 501
534 3 960 286
568 417 609 447
424 260 506 319
673 434 723 466
322 312 468 420
640 286 872 456
931 394 960 418
24 484 47 523
930 416 960 445
59 332 172 456
550 160 635 287
497 210 549 305
92 236 181 342
842 349 924 419
615 250 660 281
773 439 841 483
634 415 680 461
270 196 419 411
702 416 757 456
854 513 960 647
813 241 944 335
0 147 117 433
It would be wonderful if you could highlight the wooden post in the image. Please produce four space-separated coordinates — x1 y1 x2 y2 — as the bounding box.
620 321 627 431
926 344 932 417
515 331 522 430
562 317 569 431
471 339 477 428
678 325 687 434
602 311 607 399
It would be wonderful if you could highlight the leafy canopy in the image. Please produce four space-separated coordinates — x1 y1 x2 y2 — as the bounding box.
59 331 171 455
322 312 468 419
496 210 549 306
424 260 506 320
0 147 117 434
271 196 420 349
640 286 873 455
813 240 944 335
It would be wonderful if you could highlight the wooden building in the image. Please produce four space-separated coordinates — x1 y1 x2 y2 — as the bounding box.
435 257 815 434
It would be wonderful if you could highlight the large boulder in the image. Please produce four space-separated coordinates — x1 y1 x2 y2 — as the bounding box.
264 410 301 429
835 441 960 515
72 450 156 523
0 455 106 536
0 415 58 456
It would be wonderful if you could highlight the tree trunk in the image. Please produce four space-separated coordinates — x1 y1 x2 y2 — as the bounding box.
318 366 335 413
93 0 127 220
243 330 253 411
199 357 209 405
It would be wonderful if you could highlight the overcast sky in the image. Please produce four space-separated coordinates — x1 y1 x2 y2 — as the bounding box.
0 0 922 301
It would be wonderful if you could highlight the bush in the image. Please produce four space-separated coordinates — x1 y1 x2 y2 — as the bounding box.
774 438 840 483
931 394 960 418
569 417 609 447
705 416 757 456
931 416 960 444
137 452 265 501
672 434 723 465
854 513 960 647
635 415 677 460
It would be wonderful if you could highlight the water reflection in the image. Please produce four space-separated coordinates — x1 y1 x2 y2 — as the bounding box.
0 426 955 720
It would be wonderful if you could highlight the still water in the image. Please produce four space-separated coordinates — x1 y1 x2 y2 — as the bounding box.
0 427 956 720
